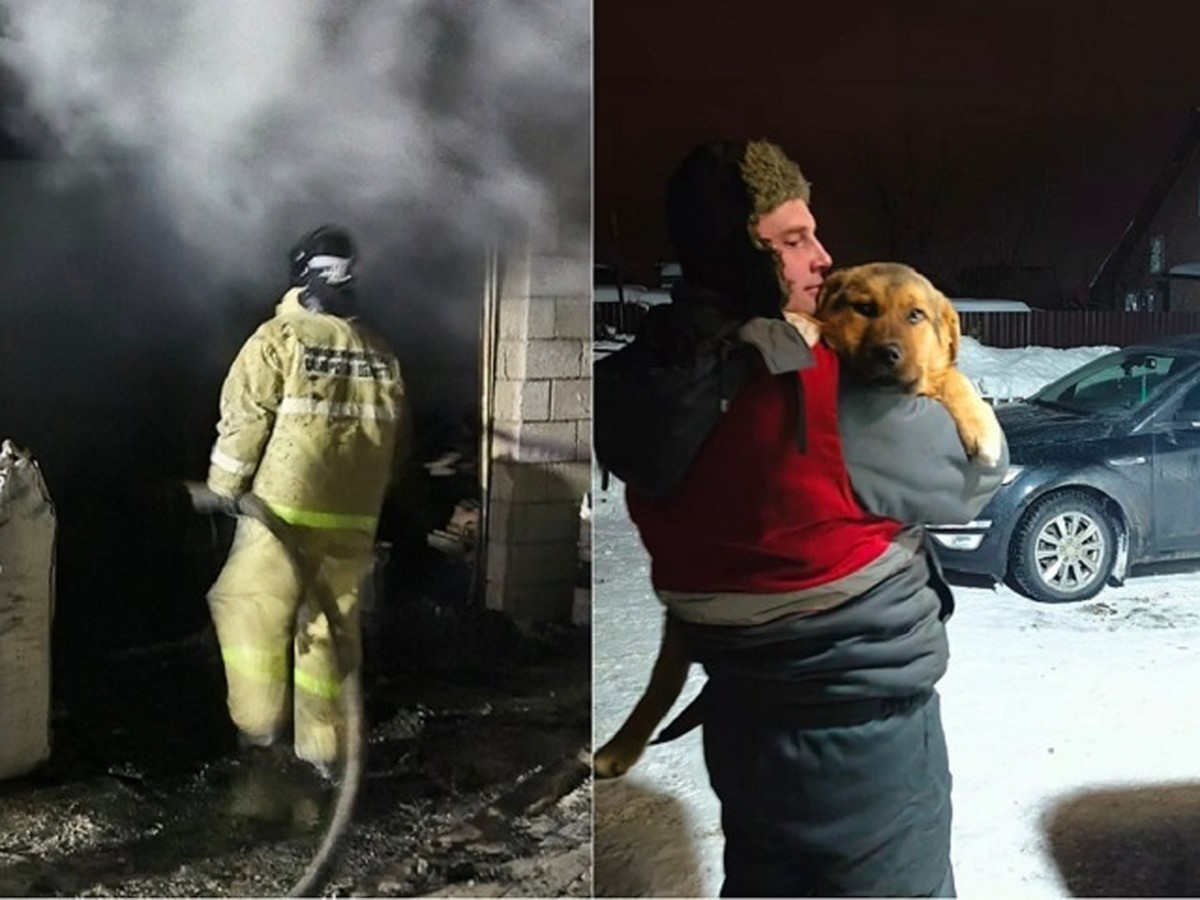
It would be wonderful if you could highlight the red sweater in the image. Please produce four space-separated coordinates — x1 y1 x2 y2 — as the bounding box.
626 342 902 593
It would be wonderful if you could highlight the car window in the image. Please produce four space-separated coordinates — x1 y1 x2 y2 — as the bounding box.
1179 382 1200 411
1033 351 1189 416
1144 364 1200 428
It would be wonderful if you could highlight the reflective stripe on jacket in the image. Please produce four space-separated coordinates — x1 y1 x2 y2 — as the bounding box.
207 288 409 532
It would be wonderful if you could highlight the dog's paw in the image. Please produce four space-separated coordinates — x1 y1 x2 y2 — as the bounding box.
961 425 1003 467
974 446 1001 468
593 739 643 779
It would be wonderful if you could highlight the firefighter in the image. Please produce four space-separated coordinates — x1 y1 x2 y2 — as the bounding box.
205 225 410 777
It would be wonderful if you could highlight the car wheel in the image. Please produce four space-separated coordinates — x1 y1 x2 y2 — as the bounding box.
1009 490 1117 603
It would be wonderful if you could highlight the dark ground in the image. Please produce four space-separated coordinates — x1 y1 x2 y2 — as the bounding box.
0 503 592 897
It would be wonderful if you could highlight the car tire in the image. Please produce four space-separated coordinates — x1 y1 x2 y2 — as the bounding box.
1009 490 1117 603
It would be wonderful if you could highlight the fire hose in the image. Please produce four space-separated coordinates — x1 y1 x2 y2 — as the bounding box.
184 482 364 898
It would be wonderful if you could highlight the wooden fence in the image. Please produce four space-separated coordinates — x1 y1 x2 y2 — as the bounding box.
958 310 1200 348
597 302 1200 349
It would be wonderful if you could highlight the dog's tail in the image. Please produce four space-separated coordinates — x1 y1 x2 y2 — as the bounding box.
650 689 705 745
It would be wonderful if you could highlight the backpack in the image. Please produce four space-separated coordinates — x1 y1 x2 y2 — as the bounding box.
594 302 758 497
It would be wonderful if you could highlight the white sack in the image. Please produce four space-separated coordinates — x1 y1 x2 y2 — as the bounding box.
0 439 55 779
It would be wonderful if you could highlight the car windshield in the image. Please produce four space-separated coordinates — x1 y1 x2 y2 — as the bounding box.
1030 349 1198 416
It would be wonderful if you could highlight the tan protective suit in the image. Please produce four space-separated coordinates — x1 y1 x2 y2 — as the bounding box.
206 288 409 766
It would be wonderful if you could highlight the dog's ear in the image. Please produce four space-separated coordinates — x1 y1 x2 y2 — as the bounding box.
936 289 961 362
816 269 846 318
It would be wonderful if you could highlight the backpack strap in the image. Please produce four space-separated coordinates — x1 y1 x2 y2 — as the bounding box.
735 317 815 375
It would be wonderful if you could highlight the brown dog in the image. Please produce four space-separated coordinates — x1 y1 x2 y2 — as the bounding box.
593 262 1002 779
815 261 1003 466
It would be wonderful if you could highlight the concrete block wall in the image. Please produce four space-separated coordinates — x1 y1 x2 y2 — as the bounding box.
485 236 591 624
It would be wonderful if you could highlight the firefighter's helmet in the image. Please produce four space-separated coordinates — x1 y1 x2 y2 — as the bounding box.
289 225 357 289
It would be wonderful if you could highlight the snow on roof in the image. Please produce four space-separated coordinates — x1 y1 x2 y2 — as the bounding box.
594 284 672 306
1167 262 1200 279
950 297 1032 312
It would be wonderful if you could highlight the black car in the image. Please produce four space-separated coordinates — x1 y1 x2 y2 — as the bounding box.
929 333 1200 602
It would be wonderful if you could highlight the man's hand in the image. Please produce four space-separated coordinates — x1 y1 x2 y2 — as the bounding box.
183 481 239 516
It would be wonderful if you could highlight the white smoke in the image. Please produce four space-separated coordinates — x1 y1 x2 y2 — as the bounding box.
0 0 591 276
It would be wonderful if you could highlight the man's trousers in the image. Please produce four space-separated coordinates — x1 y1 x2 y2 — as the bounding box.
208 516 374 767
703 689 955 898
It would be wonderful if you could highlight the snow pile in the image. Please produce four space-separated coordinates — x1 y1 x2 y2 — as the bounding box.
595 331 1115 404
958 337 1115 403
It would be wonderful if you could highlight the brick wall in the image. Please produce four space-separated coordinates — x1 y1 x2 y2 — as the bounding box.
484 236 591 623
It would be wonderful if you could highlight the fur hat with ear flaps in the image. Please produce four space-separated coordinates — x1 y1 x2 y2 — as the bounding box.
666 139 811 319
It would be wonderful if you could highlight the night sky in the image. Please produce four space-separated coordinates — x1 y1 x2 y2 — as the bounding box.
595 0 1200 307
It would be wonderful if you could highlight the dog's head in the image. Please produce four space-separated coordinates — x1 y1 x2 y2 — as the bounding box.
815 261 960 394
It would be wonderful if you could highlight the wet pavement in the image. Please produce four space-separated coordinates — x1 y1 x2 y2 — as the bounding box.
0 596 592 897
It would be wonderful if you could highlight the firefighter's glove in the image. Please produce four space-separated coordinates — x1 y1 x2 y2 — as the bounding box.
183 481 240 517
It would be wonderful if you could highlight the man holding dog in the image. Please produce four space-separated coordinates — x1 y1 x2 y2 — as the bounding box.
620 140 1008 897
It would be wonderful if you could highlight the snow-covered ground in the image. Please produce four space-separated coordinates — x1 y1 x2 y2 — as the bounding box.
592 339 1200 897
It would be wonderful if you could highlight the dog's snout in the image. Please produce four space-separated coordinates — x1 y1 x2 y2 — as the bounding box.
872 342 903 368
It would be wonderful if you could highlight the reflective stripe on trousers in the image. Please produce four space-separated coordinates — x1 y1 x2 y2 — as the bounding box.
223 645 342 700
221 645 288 685
294 667 343 700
